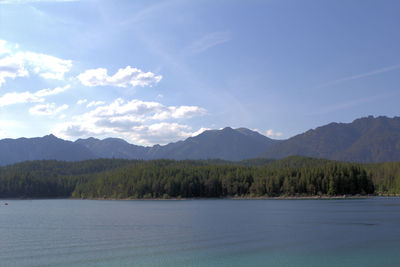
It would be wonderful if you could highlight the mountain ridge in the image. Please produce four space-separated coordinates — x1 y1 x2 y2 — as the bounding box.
0 127 277 166
0 134 96 166
261 115 400 163
1 115 400 166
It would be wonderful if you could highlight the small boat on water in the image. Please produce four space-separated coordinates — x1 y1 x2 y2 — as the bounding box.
4 203 8 206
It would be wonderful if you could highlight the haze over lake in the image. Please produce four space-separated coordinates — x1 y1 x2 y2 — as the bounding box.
1 198 400 266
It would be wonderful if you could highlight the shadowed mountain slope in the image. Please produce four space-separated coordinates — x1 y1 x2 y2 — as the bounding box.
145 127 279 161
75 137 149 159
261 116 400 163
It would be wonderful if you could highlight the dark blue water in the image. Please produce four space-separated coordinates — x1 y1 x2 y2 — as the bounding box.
1 198 400 266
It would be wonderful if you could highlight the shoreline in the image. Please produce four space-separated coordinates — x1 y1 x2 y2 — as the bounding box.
2 194 400 201
81 195 376 201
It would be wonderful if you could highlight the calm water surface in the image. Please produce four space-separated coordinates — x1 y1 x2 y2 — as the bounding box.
1 198 400 266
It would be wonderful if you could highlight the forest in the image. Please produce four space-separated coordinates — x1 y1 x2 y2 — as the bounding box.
0 156 398 199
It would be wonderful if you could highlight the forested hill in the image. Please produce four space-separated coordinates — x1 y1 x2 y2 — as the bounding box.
261 116 400 163
2 156 400 199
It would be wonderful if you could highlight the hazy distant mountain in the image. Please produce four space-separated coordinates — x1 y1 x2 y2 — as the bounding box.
261 116 400 163
2 116 400 166
0 134 96 166
75 137 149 159
145 127 279 161
77 127 278 161
0 127 278 166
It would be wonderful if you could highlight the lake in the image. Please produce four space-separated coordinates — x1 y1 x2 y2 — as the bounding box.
1 198 400 266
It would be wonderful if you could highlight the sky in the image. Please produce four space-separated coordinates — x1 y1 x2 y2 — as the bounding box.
0 0 399 145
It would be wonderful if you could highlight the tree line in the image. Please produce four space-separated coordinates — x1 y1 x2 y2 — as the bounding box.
2 156 395 199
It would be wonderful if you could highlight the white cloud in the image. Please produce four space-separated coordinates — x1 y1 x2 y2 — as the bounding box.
22 52 72 80
86 100 105 108
0 119 23 138
0 91 42 106
0 84 70 107
79 98 205 121
0 40 72 86
35 84 70 97
266 129 283 138
0 129 7 139
0 53 29 86
129 123 193 145
56 121 196 146
29 103 68 116
152 105 206 120
191 127 210 137
0 40 10 55
77 99 87 105
54 98 206 145
77 66 162 88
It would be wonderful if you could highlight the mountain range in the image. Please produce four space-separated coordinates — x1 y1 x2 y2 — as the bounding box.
0 116 399 166
0 126 277 166
74 126 278 161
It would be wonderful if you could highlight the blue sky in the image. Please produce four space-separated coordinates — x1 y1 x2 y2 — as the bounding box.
0 0 399 145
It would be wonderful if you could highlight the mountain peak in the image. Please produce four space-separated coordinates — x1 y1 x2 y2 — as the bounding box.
152 126 279 161
44 134 58 139
221 126 234 132
235 127 261 136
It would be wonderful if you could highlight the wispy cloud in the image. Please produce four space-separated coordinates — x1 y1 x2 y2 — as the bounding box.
0 0 78 4
29 103 68 116
35 84 70 97
76 99 87 105
86 101 105 108
187 31 232 54
309 92 398 115
0 85 70 107
120 1 177 26
0 40 10 55
317 64 400 88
